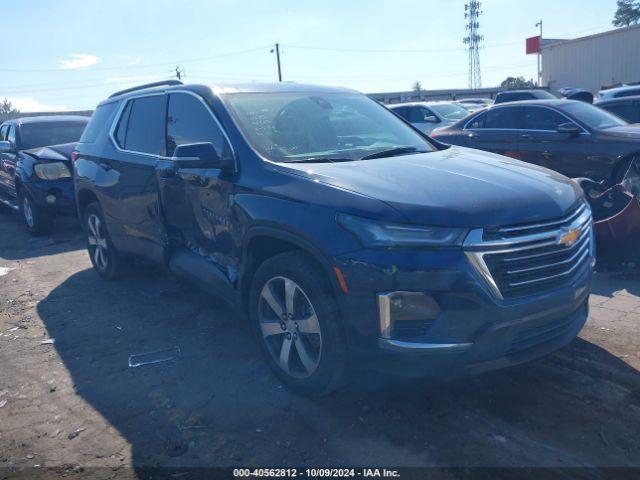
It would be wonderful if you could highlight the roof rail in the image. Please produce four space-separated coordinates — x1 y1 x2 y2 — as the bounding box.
108 80 183 99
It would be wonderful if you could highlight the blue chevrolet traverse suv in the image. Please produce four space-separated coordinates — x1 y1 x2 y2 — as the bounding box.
73 80 594 395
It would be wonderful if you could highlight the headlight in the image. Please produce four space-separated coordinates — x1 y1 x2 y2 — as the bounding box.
336 213 466 248
34 162 71 180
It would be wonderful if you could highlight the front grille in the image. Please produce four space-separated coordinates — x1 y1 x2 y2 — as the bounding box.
465 203 593 300
506 314 577 356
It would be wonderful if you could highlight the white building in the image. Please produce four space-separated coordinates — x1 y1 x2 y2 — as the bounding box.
541 24 640 94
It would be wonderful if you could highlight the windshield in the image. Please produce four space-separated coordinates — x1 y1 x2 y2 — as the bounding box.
224 92 434 162
429 103 470 121
20 122 87 150
562 102 627 130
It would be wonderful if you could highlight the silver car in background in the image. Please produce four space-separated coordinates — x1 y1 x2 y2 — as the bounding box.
388 101 471 134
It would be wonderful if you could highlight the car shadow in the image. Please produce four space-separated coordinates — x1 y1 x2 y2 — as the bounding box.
0 213 83 261
36 268 640 472
591 269 640 298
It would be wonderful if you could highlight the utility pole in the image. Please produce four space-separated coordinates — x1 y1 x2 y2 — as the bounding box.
174 65 185 81
535 20 543 87
463 1 483 89
271 43 282 82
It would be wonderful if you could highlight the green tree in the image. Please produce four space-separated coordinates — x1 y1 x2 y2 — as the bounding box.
0 98 19 121
412 81 423 93
613 0 640 27
500 76 535 89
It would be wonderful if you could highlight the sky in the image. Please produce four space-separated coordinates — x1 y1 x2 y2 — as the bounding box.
0 0 619 112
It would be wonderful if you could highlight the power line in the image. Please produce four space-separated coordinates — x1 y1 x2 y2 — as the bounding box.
0 46 271 73
284 41 520 53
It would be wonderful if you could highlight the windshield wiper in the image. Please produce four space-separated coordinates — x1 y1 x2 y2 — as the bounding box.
360 146 428 160
284 157 353 163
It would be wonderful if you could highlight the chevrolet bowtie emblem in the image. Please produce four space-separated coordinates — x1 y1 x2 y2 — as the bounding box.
558 227 580 247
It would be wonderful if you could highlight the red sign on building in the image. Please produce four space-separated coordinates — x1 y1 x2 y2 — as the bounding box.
526 35 541 54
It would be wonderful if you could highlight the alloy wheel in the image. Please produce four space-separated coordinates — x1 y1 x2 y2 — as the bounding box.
87 213 109 270
258 276 322 379
22 196 34 228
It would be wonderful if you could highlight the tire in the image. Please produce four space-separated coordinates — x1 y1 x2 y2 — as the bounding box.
19 190 53 236
83 202 122 280
249 251 349 396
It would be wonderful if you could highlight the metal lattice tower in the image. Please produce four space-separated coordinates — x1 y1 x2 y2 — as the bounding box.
463 1 484 89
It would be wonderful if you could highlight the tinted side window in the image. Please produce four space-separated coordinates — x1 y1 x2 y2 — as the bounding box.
0 125 7 141
616 88 640 98
523 107 566 131
467 112 486 129
410 107 435 123
391 106 410 120
80 103 117 143
166 93 227 157
123 95 166 155
484 108 522 129
604 103 640 123
7 125 16 145
115 101 133 148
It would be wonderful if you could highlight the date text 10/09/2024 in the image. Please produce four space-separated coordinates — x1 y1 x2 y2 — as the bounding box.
233 468 401 478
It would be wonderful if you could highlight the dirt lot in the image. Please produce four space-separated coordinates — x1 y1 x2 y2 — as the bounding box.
1 212 640 478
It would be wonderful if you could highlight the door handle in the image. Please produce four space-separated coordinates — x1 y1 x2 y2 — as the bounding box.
520 134 532 140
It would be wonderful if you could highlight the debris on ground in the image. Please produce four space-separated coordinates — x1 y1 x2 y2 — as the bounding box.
40 338 55 345
128 346 181 368
0 266 15 276
67 428 86 440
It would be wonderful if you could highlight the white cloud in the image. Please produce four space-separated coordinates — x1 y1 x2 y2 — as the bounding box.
7 97 68 113
59 53 101 70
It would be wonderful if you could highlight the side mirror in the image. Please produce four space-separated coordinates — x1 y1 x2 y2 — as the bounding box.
424 115 439 123
557 122 581 135
171 142 233 170
0 140 14 153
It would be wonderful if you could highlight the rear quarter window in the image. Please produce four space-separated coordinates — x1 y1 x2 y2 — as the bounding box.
80 103 118 143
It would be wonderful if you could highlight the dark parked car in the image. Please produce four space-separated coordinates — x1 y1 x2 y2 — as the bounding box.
431 99 640 184
74 81 594 394
595 95 640 124
0 116 89 235
493 89 556 104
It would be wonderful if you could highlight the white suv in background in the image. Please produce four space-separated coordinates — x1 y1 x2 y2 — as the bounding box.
389 101 471 134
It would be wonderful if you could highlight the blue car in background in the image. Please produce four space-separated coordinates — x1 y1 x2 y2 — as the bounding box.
0 115 89 235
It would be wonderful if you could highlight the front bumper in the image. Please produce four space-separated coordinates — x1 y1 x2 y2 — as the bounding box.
23 178 76 216
334 246 594 378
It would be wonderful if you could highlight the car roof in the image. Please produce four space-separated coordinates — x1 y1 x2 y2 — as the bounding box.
103 81 357 104
484 99 569 108
4 115 89 126
595 95 640 104
388 101 459 108
599 85 640 94
496 89 549 94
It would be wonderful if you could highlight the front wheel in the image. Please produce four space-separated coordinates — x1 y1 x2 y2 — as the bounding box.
250 251 348 396
19 190 53 236
83 202 122 279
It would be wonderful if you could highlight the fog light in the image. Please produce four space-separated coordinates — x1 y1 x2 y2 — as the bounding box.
378 292 440 339
46 194 57 205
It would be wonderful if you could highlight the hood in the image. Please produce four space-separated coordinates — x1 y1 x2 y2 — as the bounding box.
23 142 76 163
599 125 640 139
284 146 582 228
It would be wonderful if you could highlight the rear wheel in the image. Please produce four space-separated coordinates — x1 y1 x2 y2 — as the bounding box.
250 251 348 396
19 190 53 236
83 202 122 279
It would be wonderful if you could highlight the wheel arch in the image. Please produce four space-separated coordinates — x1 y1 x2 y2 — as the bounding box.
76 188 99 219
238 227 340 316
